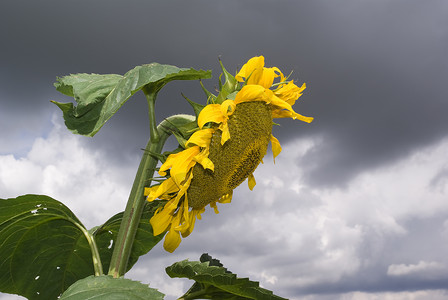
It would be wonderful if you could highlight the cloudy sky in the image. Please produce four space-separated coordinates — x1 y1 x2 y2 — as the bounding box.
1 1 448 299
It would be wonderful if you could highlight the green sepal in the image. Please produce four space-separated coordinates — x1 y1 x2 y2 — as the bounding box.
226 91 238 101
145 149 166 163
215 58 239 104
166 254 287 300
200 80 217 104
182 93 206 119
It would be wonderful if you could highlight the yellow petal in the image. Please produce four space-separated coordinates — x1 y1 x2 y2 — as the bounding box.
180 208 199 238
210 201 219 214
221 99 236 116
219 123 231 145
194 150 214 171
270 134 282 162
257 66 281 89
274 81 305 105
234 85 267 104
174 196 190 234
186 128 214 148
198 104 224 128
248 173 256 190
145 177 179 202
218 191 233 204
159 148 194 177
163 213 182 253
266 89 314 122
163 228 181 253
271 109 314 123
166 147 199 186
235 56 265 83
150 205 174 236
235 56 282 88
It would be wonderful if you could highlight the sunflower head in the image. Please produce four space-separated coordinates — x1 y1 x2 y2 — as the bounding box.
145 56 313 252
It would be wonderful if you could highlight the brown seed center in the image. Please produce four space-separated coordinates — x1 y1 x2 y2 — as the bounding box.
187 101 272 209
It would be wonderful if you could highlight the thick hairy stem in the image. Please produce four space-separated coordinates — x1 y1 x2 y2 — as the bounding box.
108 86 196 277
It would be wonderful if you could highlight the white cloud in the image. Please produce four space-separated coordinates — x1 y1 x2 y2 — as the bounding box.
164 135 448 297
0 115 136 228
2 122 448 300
387 261 447 278
316 290 448 300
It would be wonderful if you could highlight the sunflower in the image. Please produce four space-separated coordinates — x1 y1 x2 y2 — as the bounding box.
145 56 313 252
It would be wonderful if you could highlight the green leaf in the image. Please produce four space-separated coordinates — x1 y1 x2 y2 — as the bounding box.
60 275 164 300
52 63 212 137
0 195 96 300
166 255 287 300
93 201 167 273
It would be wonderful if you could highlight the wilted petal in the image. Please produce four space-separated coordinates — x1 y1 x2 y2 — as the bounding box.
248 173 256 190
270 134 282 161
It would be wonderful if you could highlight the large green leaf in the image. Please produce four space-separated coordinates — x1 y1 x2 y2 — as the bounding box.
52 64 212 136
93 201 167 273
59 275 164 300
0 195 95 300
0 195 167 300
166 254 287 300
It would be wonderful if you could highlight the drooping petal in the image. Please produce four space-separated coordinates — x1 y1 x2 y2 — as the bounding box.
271 109 314 123
193 148 214 171
270 134 282 162
174 194 191 234
181 207 205 238
220 99 236 116
274 82 306 105
167 147 200 186
163 213 182 253
159 147 196 178
186 128 214 148
209 201 219 214
198 104 224 128
145 177 178 202
248 173 256 190
150 204 175 236
218 191 233 204
219 123 231 145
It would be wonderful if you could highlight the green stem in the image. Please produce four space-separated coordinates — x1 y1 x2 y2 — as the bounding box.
108 87 163 277
144 85 160 144
107 85 195 278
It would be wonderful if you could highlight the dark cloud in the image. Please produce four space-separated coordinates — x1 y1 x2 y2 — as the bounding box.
3 0 447 186
2 1 448 299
